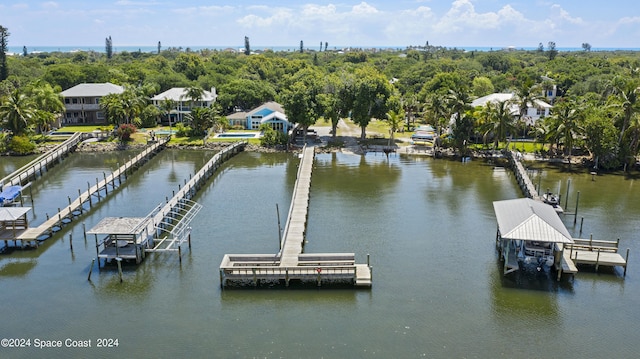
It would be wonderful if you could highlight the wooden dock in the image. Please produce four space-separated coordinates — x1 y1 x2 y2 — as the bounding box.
568 237 629 275
220 146 372 288
10 137 170 248
279 146 315 266
0 133 84 191
89 141 247 268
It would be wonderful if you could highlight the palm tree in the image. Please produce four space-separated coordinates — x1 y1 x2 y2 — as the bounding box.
513 80 543 138
183 86 205 110
446 87 473 152
478 100 516 149
27 81 65 134
608 77 640 148
160 98 177 133
424 94 449 136
550 99 583 164
0 89 35 135
385 109 404 147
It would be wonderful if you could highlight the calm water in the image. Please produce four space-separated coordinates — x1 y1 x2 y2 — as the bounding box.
1 150 639 358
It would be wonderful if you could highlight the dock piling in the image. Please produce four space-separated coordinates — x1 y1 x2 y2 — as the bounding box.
116 258 123 282
87 258 95 281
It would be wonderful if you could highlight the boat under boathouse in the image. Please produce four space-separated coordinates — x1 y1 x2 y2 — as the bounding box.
493 198 576 279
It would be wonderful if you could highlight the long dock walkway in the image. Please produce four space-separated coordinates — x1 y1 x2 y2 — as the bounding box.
88 141 247 266
14 137 170 246
0 133 84 191
220 145 372 288
279 146 315 266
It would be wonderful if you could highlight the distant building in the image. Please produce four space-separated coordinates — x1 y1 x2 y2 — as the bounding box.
226 102 290 133
60 83 124 125
471 93 552 126
151 87 217 123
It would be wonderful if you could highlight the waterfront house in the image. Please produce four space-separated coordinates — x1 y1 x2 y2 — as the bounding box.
226 102 290 133
471 93 552 126
60 83 124 125
151 87 217 124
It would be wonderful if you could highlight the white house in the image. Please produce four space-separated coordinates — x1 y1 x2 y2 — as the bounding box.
226 102 291 133
60 83 124 125
471 93 552 126
151 87 217 123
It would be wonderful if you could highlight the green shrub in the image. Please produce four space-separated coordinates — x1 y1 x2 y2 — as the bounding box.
174 123 191 137
8 135 37 154
259 124 288 147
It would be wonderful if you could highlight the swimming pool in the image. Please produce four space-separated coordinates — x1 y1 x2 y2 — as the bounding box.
215 132 260 138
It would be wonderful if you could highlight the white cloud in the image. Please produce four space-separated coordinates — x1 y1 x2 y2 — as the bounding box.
549 4 584 25
42 1 58 9
352 2 379 15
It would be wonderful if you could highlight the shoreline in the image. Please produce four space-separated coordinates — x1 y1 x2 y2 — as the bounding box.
0 137 598 171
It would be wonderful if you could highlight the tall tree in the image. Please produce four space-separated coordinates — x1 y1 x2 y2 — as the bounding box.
446 86 473 152
22 45 27 57
244 36 250 55
547 41 558 60
320 71 353 139
157 41 161 54
300 40 304 53
281 68 323 142
550 98 583 163
105 36 113 59
350 66 393 139
0 25 9 81
324 42 328 52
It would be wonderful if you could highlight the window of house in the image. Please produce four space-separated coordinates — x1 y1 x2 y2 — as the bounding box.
72 98 78 104
65 98 70 104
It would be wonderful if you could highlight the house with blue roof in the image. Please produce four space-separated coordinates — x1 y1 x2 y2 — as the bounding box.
226 101 291 133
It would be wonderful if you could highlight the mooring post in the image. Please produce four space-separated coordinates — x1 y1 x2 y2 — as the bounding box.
87 258 95 281
103 173 108 194
96 178 100 199
276 203 282 250
116 258 123 283
69 234 73 250
579 217 584 236
87 182 92 207
367 253 370 267
565 179 571 210
573 191 580 225
95 234 100 270
624 249 629 276
83 222 87 242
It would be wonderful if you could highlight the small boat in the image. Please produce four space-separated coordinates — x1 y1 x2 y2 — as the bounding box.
0 185 22 206
542 192 559 207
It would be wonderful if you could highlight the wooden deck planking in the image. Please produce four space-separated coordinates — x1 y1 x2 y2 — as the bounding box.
17 137 169 242
279 146 315 267
571 249 627 267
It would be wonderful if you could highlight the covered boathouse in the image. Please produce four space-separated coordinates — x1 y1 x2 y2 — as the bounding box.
493 198 576 279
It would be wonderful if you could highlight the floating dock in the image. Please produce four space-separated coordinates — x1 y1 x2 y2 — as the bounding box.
220 146 372 288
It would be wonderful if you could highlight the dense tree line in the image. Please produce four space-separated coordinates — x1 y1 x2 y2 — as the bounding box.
1 33 640 169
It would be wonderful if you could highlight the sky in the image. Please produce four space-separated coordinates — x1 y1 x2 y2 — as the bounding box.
1 0 639 49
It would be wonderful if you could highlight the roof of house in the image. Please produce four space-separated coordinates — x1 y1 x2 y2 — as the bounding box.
60 83 124 97
151 87 217 102
247 101 285 116
471 93 552 109
227 111 248 120
493 198 573 244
